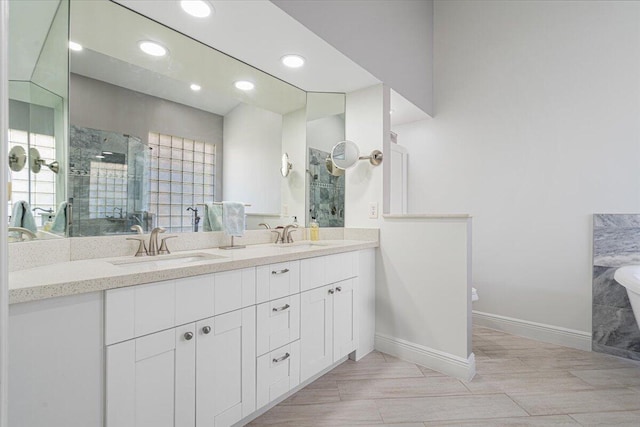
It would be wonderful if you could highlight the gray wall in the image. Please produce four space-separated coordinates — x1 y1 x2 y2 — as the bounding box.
70 73 224 195
272 0 433 115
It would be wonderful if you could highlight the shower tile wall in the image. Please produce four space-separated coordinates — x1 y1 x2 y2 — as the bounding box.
592 214 640 360
308 148 345 227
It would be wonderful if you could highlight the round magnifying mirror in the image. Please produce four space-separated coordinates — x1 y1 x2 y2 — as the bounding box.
325 156 345 176
29 147 42 173
8 146 27 172
281 152 292 177
331 140 360 170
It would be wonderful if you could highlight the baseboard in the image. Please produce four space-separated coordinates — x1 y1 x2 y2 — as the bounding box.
473 310 592 351
374 333 476 382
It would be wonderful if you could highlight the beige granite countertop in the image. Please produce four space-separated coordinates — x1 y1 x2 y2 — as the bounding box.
9 239 378 304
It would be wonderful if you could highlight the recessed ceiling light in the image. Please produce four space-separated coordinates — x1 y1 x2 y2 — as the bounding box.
234 80 255 91
69 41 83 52
180 0 212 18
139 41 167 57
190 83 202 91
281 54 305 68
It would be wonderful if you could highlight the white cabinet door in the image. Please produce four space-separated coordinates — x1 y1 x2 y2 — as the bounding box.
106 324 196 427
333 279 357 362
196 307 256 427
300 285 333 382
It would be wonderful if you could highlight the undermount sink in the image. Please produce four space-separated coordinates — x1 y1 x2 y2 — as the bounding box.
272 241 332 249
109 252 225 269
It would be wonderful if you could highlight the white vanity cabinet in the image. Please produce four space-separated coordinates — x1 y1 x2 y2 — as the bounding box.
105 269 256 427
299 279 356 381
299 253 358 382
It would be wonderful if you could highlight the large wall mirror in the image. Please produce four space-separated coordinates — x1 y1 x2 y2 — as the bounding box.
7 0 348 241
7 0 68 242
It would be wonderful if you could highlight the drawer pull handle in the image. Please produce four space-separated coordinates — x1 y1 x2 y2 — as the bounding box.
272 268 290 275
272 304 291 312
336 286 342 292
272 353 290 364
202 326 212 334
184 332 194 341
328 289 335 295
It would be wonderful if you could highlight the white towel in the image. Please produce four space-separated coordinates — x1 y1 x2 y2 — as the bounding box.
10 200 37 234
472 287 479 302
203 203 223 232
222 201 245 237
50 201 68 234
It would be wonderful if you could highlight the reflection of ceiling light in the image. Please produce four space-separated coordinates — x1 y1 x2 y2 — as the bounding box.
139 41 167 57
190 83 202 91
390 109 395 114
102 151 113 155
281 54 305 68
69 41 83 51
234 80 255 91
180 0 212 18
95 155 105 159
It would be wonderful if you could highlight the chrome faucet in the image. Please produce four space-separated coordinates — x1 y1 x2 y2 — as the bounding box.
282 224 299 243
148 227 166 256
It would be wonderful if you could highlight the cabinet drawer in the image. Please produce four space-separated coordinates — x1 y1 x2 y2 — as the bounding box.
256 341 300 409
300 251 357 292
105 281 176 345
256 261 300 303
256 294 300 356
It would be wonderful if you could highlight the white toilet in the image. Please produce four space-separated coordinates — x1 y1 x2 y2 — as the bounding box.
614 265 640 330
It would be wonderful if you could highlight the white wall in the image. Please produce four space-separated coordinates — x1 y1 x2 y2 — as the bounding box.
223 103 283 214
272 0 434 116
344 84 388 227
0 1 9 423
396 0 640 334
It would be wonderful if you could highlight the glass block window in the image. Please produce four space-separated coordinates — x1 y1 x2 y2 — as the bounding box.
88 161 128 219
148 132 215 232
7 129 57 224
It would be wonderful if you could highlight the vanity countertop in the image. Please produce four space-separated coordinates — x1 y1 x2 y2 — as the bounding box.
8 239 378 304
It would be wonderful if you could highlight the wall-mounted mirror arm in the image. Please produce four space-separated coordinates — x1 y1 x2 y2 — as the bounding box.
359 149 383 166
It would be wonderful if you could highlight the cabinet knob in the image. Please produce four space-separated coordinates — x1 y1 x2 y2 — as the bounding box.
184 332 194 341
328 289 334 295
202 326 212 334
336 286 342 292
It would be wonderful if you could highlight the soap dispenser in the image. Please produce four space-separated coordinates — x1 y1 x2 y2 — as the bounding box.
309 217 319 241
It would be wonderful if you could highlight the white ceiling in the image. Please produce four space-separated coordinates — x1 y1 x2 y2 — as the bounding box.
71 0 307 116
113 0 381 94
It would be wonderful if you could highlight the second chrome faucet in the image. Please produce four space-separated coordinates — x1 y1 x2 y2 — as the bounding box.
127 226 175 256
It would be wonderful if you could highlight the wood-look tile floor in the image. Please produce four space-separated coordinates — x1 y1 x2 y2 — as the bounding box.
249 326 640 426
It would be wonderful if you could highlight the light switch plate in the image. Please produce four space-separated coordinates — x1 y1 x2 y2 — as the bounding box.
368 202 378 219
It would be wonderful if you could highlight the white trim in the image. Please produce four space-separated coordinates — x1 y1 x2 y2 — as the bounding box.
473 311 592 351
374 333 476 382
0 0 9 424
